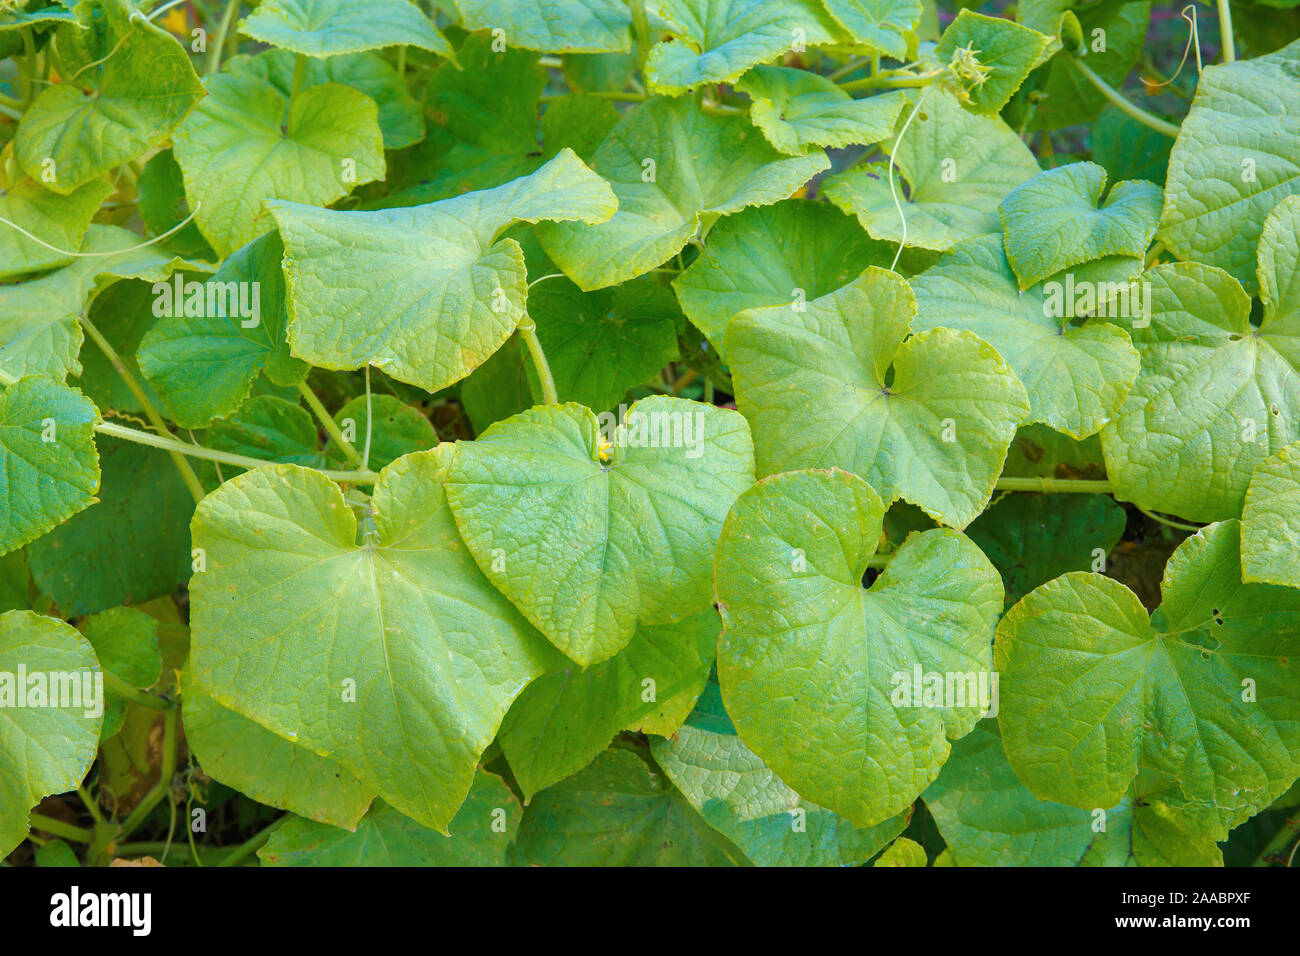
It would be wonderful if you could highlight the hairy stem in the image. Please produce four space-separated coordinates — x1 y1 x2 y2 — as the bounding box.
28 814 93 844
1217 0 1236 63
79 315 206 504
1068 56 1181 138
517 316 559 405
298 380 363 467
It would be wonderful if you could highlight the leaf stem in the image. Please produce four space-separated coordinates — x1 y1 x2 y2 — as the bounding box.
78 315 206 504
290 51 307 104
102 670 173 710
838 70 944 92
217 819 279 866
1217 0 1235 62
1135 504 1202 532
517 315 559 405
119 708 179 839
298 380 363 467
994 477 1115 494
1068 56 1181 138
78 786 105 826
206 0 239 77
1252 813 1300 866
628 0 652 76
29 813 93 844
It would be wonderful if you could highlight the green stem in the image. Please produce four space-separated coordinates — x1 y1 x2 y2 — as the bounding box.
119 708 179 839
827 56 872 82
395 45 407 76
1068 56 1181 138
1217 0 1235 63
1135 504 1202 532
217 820 279 867
29 813 93 844
994 477 1114 494
95 421 379 484
838 70 944 92
540 90 645 102
115 841 229 865
102 670 173 711
1252 813 1300 866
78 786 105 826
290 52 307 103
628 0 652 76
517 317 558 405
206 0 239 77
79 315 206 505
298 381 363 467
0 102 21 121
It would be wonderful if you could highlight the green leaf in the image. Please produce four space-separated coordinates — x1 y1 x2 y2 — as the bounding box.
28 436 195 616
1100 262 1300 522
460 335 534 434
182 672 373 830
205 395 324 469
1259 194 1300 336
190 446 551 832
714 468 1003 827
995 520 1300 840
0 549 29 613
526 272 681 412
645 0 844 95
820 0 922 58
999 163 1161 290
445 397 754 665
510 748 743 866
538 96 828 291
0 160 112 280
268 149 616 392
673 198 894 354
965 492 1126 606
934 10 1051 114
327 394 437 472
0 377 100 557
540 93 621 162
70 278 171 416
924 721 1223 866
172 73 386 258
1241 442 1300 588
80 605 161 741
1089 106 1172 187
238 0 455 60
909 234 1140 438
725 267 1029 529
227 49 425 150
499 610 718 799
651 681 909 866
14 0 204 194
138 232 306 429
135 149 212 259
822 88 1041 252
1158 37 1300 289
737 66 907 155
259 772 520 866
0 610 103 857
455 0 633 53
874 835 927 866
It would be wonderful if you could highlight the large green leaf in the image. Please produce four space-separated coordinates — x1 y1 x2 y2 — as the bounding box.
909 234 1140 438
510 748 743 866
28 437 195 615
268 149 616 392
14 0 204 194
645 0 844 94
498 610 718 799
1000 163 1161 290
725 267 1029 529
0 610 103 857
454 0 632 53
933 10 1050 114
737 66 907 155
0 159 111 280
1241 442 1300 588
204 395 324 469
537 96 828 291
1100 262 1300 522
996 520 1300 840
259 772 520 866
189 446 552 832
80 605 161 741
715 468 1004 827
673 198 894 354
924 722 1223 866
652 681 909 866
444 397 755 665
239 0 455 59
1159 37 1300 289
326 395 436 473
822 88 1041 251
183 673 373 830
137 232 306 429
172 73 386 258
0 377 99 557
1259 194 1300 342
820 0 922 58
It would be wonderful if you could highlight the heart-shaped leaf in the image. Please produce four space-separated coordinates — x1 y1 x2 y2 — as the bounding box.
239 0 455 60
934 10 1051 114
0 157 112 280
820 0 921 58
1241 441 1300 588
455 0 632 53
189 446 552 832
714 468 1003 826
737 66 907 155
444 396 755 665
725 266 1030 529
